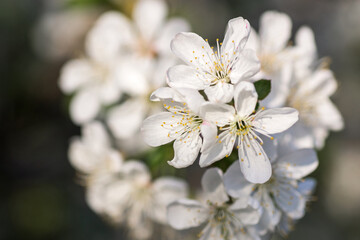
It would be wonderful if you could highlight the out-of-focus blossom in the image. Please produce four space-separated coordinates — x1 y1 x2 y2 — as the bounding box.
200 81 298 183
246 11 294 108
32 8 99 61
168 17 260 103
93 0 191 152
224 139 318 236
68 121 123 176
86 160 188 240
168 168 261 240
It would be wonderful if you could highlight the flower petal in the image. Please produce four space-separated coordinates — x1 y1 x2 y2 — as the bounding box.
70 87 101 125
141 112 181 146
168 133 202 168
133 0 167 41
238 137 272 184
59 59 94 93
273 183 305 219
107 98 146 139
151 177 189 223
199 131 235 167
167 199 208 230
259 11 292 54
200 121 218 153
86 11 134 64
223 161 254 198
171 32 213 70
155 17 191 55
167 64 207 90
199 102 235 126
234 81 258 117
275 148 318 179
221 17 251 56
316 98 344 131
231 197 261 225
204 82 234 103
201 168 229 204
229 49 261 84
253 107 299 134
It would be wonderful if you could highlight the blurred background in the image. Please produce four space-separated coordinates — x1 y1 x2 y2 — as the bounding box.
1 0 360 239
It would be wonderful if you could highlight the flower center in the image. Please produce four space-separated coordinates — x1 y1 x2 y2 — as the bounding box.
259 53 277 74
161 102 202 143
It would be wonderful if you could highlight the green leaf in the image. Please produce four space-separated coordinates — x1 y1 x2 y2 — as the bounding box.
254 79 271 100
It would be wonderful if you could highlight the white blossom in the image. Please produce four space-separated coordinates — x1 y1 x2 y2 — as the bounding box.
167 168 261 240
141 87 213 168
223 139 318 236
68 121 123 176
87 160 188 240
199 81 298 183
168 16 260 103
246 11 294 108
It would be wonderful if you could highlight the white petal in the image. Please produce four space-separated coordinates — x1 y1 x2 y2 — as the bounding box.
115 58 150 96
273 183 305 219
204 82 234 103
221 17 251 56
297 178 317 196
141 112 181 146
223 161 254 198
154 18 191 55
70 87 101 125
295 26 317 66
200 121 218 153
151 177 189 223
234 81 258 117
68 139 98 174
82 121 110 150
299 69 337 97
260 135 278 163
231 197 261 225
122 160 151 184
277 122 315 156
253 107 299 134
259 11 292 54
199 102 235 126
316 98 344 131
168 134 202 168
133 0 167 41
229 49 261 84
255 191 281 234
98 73 122 105
275 148 318 179
167 64 207 90
107 98 146 139
201 168 229 204
86 11 134 64
59 59 94 93
171 32 213 69
174 88 206 115
167 199 208 230
199 131 235 167
239 138 272 184
246 27 260 52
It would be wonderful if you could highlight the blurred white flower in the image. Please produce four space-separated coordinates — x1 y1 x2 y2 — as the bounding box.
280 67 344 151
87 160 188 240
168 17 260 103
91 0 191 144
223 139 318 236
141 87 211 168
167 168 261 240
68 121 123 176
32 8 99 61
199 81 298 183
247 11 294 108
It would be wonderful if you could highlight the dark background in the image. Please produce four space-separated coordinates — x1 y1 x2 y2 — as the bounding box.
1 0 359 239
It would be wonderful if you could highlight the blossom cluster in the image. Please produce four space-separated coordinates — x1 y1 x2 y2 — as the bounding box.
59 1 343 239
